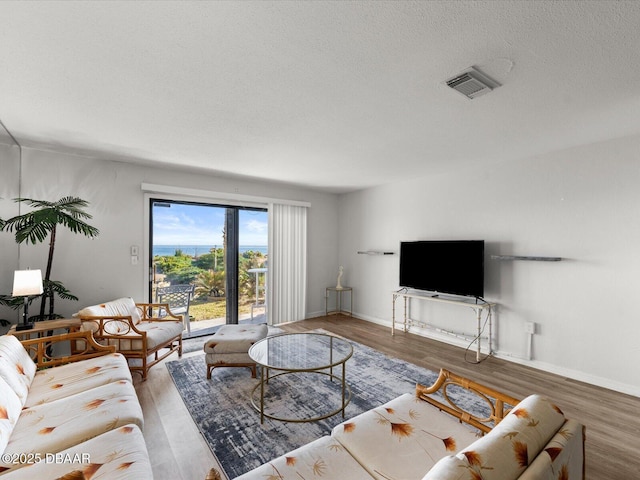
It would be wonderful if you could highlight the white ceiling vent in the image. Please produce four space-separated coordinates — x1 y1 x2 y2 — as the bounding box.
446 67 500 99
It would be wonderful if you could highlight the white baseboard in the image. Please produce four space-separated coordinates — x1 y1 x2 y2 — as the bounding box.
353 312 640 398
491 352 640 397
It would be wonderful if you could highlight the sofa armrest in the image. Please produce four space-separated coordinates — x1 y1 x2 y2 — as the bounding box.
20 330 116 369
136 302 183 323
416 368 521 434
517 419 585 480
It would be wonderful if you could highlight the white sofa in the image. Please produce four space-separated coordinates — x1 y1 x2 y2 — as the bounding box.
0 331 152 478
232 369 585 480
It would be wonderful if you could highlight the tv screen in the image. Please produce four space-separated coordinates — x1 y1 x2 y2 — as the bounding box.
399 240 484 298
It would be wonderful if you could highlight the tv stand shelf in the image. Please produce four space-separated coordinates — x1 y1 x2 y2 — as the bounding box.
391 291 496 362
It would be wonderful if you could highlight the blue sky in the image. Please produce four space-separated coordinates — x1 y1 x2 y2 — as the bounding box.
152 203 268 246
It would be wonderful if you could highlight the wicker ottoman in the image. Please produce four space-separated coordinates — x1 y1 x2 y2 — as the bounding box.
204 324 269 379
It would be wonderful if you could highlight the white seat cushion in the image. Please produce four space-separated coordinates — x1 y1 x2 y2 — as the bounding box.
0 334 37 406
0 424 153 479
332 393 480 480
136 321 184 349
204 324 268 354
85 320 182 351
0 376 22 457
1 380 143 470
25 353 132 408
102 320 182 351
235 435 374 480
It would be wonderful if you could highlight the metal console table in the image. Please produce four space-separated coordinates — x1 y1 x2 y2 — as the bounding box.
392 291 495 362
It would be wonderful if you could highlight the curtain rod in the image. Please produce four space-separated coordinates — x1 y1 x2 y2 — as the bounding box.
140 183 311 208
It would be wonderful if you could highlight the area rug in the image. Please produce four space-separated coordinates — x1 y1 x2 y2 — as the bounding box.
166 331 483 478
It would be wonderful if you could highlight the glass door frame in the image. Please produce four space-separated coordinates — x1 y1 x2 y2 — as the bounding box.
145 194 267 328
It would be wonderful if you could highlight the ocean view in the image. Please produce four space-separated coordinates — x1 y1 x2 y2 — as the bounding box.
153 245 268 257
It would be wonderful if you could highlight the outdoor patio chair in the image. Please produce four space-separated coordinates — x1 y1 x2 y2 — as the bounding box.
157 284 195 335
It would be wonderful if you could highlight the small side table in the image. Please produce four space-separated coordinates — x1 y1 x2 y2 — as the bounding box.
325 287 353 316
247 267 268 321
8 318 82 341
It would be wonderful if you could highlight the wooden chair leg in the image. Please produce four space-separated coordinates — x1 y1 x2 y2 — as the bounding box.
142 356 148 380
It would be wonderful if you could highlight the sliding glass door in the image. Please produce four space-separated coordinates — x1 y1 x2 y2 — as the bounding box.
149 199 267 336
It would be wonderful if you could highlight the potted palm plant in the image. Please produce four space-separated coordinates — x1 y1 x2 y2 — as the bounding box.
1 196 100 321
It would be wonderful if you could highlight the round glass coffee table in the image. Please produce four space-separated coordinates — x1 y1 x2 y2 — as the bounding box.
248 332 353 423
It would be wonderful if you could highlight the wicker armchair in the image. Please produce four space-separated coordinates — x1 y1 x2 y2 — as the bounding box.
76 297 183 380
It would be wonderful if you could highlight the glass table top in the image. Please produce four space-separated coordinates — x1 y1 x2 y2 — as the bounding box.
248 332 353 371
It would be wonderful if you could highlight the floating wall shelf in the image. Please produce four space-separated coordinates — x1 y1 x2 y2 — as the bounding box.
357 250 395 255
491 255 562 262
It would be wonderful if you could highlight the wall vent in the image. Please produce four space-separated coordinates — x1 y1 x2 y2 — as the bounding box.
446 67 500 99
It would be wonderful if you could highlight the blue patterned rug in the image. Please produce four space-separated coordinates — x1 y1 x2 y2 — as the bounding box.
166 331 477 478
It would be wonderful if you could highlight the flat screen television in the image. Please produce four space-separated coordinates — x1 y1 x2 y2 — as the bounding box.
399 240 485 298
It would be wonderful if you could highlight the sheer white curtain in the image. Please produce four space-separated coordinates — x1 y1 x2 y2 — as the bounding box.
267 203 307 325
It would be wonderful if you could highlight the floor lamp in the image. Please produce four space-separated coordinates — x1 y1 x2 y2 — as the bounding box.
12 269 43 331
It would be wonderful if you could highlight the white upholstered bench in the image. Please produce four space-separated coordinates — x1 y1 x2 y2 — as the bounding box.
204 324 268 379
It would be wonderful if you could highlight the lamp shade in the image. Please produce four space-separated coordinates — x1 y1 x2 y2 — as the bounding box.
12 269 44 296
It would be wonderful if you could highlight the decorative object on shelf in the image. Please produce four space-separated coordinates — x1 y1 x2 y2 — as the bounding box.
357 250 395 255
336 265 344 289
12 269 43 331
491 255 562 262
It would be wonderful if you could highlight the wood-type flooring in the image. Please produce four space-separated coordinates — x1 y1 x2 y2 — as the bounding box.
135 315 640 480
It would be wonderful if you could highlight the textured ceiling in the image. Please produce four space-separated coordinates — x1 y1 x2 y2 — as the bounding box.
1 1 639 193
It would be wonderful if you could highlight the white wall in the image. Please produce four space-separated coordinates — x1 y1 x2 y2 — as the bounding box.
4 137 639 395
0 148 339 325
0 142 21 328
338 134 640 396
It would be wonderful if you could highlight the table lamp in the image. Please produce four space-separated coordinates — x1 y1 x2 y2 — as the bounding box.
12 269 43 331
